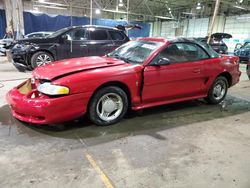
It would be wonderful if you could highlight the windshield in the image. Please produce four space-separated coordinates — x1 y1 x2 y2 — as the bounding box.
243 43 250 49
107 40 161 64
46 27 69 38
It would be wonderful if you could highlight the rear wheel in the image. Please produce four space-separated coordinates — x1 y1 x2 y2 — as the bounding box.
247 65 250 80
206 76 228 104
31 51 54 69
88 86 128 126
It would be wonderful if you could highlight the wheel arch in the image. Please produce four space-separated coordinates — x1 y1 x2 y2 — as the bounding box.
87 81 132 110
28 50 55 68
216 72 232 87
31 49 55 60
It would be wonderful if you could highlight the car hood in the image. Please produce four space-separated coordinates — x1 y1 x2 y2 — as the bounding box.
16 37 55 44
33 56 127 80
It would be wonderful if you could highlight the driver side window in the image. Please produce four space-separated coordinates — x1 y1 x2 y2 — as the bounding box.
151 43 209 65
65 28 86 41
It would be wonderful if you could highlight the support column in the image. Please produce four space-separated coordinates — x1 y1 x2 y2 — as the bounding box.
152 20 161 37
211 15 226 33
4 0 24 38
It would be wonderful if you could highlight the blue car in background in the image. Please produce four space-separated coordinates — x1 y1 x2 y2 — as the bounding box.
234 42 250 62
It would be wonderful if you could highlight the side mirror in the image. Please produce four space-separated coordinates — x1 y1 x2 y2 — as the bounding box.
152 58 171 66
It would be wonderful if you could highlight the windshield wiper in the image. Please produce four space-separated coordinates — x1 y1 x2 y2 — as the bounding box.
108 53 131 63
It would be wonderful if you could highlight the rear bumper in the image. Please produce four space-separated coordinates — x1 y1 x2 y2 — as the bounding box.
231 70 241 86
6 81 90 124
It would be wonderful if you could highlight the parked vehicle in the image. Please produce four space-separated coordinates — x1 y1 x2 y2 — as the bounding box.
6 37 241 126
25 31 53 38
196 33 232 54
234 42 250 62
10 25 130 71
0 34 14 55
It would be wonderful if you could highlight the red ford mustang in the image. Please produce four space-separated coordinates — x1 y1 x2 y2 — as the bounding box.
7 38 241 126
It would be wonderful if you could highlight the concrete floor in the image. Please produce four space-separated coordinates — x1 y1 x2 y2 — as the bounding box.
0 56 250 188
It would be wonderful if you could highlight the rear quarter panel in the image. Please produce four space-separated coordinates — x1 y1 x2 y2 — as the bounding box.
204 55 240 91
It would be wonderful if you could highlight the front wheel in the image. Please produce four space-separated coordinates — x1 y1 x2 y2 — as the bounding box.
31 51 54 69
205 76 228 104
88 86 128 126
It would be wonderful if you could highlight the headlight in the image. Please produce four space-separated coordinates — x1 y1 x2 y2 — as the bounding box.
38 82 70 96
13 43 32 50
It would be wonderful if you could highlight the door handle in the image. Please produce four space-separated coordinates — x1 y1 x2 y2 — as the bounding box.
193 69 201 73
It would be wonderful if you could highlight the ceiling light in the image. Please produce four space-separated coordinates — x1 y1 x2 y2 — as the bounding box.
233 5 247 10
95 9 101 14
155 16 175 20
38 0 45 2
236 16 250 19
34 5 67 10
119 3 123 7
182 12 197 15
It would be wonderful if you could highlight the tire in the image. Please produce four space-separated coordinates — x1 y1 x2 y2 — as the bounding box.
247 65 250 80
206 76 228 104
31 51 54 69
88 86 128 126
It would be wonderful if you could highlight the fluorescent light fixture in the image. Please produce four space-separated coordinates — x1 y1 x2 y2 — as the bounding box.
34 5 67 10
196 6 201 9
236 16 250 19
119 3 124 7
95 9 101 14
30 7 41 13
34 1 68 7
155 16 175 20
182 12 197 15
233 5 247 10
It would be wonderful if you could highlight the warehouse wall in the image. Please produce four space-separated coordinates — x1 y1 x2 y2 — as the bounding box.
155 14 250 52
224 14 250 52
186 18 209 37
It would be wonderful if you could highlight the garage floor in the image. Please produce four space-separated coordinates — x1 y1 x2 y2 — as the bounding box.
0 57 250 188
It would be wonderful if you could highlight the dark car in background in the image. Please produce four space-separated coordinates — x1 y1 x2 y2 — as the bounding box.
196 33 232 54
234 42 250 62
0 34 14 55
10 25 130 71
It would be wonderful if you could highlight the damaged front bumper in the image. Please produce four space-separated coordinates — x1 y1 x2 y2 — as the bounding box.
6 79 89 124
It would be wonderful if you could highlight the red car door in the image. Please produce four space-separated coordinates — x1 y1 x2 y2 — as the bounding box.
142 42 210 104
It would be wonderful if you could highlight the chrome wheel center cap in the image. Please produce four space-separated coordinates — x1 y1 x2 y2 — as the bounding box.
103 100 116 113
